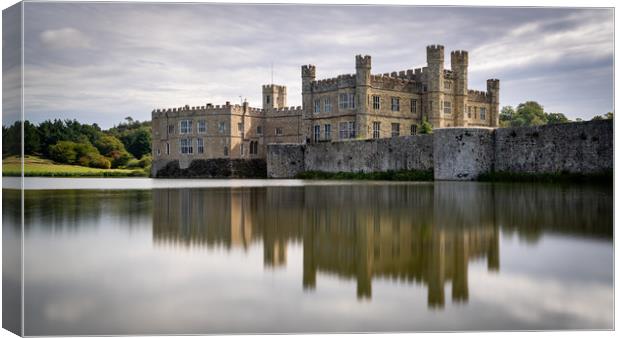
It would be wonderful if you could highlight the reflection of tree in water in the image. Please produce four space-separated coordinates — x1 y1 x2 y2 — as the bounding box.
21 189 152 232
151 183 611 308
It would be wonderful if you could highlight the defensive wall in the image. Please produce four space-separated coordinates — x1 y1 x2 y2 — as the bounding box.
267 119 613 180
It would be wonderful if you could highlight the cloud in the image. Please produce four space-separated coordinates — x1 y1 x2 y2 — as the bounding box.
40 27 92 49
19 4 614 128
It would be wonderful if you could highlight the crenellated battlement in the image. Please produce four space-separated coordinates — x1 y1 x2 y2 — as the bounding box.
302 64 316 78
450 50 469 65
468 90 490 102
265 105 303 117
427 44 445 52
355 54 371 69
311 74 356 92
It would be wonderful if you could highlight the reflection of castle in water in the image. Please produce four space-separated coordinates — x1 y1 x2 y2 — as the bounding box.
152 183 612 308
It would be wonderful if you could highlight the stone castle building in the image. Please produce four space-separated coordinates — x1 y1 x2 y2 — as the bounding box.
151 45 499 170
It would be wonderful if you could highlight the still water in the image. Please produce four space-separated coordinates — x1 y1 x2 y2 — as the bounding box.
4 180 614 334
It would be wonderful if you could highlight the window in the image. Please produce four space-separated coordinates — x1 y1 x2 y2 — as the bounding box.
180 138 193 154
266 95 270 104
257 126 262 135
474 106 478 119
339 122 348 139
391 123 400 137
218 121 226 134
238 122 244 138
314 125 321 142
468 106 472 118
391 97 400 112
314 99 321 113
348 121 356 138
240 143 244 156
180 120 192 134
372 122 381 139
324 97 332 113
372 95 380 110
249 141 258 155
197 120 206 133
411 99 417 113
276 127 283 136
157 148 161 156
444 101 452 114
197 138 204 154
168 124 174 135
444 81 451 90
223 146 228 156
480 107 487 120
166 143 170 155
410 124 417 136
324 124 331 140
338 93 355 110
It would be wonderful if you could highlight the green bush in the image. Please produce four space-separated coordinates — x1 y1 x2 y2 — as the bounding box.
124 158 142 169
48 140 110 169
49 141 79 164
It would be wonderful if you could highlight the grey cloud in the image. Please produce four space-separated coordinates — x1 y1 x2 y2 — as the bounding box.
19 3 613 128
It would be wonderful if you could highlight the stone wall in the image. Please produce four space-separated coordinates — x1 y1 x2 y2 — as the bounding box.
153 159 267 178
266 120 612 181
304 135 434 173
494 120 612 174
433 128 495 180
267 144 306 178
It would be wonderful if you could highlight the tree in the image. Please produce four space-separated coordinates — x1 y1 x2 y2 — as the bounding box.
419 119 433 134
499 106 515 127
545 112 570 124
121 127 151 159
512 101 548 127
592 112 613 121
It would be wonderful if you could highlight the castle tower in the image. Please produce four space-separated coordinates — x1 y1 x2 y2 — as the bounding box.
301 64 316 143
451 50 469 126
262 84 287 111
355 55 371 139
426 45 445 128
487 79 500 127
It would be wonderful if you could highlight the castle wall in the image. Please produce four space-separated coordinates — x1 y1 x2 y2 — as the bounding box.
266 120 613 181
304 135 434 173
494 120 613 174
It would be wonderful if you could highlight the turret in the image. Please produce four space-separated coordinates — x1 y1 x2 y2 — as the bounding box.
262 84 287 110
451 50 469 126
355 55 372 138
355 54 371 87
301 64 316 93
426 44 445 92
426 44 445 127
487 79 500 127
450 50 468 95
301 65 317 143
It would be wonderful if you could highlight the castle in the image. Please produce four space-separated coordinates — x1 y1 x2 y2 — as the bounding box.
151 45 499 170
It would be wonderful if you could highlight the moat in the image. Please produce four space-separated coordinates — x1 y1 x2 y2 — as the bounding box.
3 179 613 334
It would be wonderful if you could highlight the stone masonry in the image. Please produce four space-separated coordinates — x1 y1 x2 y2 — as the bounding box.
267 120 613 180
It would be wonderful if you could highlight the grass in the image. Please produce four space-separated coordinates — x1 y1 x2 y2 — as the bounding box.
2 155 147 177
477 170 613 183
295 170 434 181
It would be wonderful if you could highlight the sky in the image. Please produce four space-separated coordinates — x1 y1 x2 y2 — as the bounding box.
4 3 614 128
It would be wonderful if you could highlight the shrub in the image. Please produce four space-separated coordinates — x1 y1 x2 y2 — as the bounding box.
49 141 78 164
108 149 133 168
48 140 110 169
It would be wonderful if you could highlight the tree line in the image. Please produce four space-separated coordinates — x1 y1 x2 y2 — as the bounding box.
500 101 613 127
2 117 152 170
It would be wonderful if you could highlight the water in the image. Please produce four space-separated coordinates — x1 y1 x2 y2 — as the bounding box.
3 179 613 334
